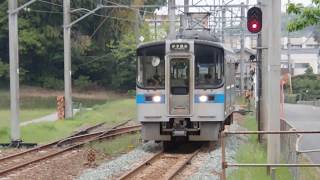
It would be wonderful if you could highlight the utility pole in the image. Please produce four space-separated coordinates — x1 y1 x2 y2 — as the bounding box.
8 0 20 143
63 0 73 119
230 9 234 48
287 0 293 94
221 0 226 43
267 0 281 163
168 0 176 39
154 14 157 40
183 0 189 31
240 2 245 94
184 0 189 16
133 0 142 43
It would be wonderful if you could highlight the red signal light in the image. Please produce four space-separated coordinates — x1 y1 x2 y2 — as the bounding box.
247 7 262 33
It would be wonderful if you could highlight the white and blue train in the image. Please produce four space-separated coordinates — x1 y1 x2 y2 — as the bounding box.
136 32 236 144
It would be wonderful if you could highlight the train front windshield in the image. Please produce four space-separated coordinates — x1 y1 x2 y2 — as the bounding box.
137 44 165 89
195 44 224 89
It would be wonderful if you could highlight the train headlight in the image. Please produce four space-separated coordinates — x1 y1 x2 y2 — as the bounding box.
199 95 208 103
152 95 162 103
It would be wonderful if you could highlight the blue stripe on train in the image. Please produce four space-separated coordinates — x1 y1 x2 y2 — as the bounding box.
137 94 225 104
215 94 225 103
194 94 225 104
136 94 165 104
136 94 145 104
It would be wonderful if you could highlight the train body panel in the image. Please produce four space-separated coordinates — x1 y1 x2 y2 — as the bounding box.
136 38 236 142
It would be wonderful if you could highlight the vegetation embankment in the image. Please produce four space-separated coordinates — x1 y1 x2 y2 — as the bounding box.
0 96 136 143
229 114 293 180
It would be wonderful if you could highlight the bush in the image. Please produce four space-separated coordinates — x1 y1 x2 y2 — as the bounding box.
74 75 94 91
127 89 136 97
285 94 299 104
41 77 64 90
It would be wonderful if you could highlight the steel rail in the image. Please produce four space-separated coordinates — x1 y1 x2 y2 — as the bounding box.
167 148 201 180
0 125 141 176
0 120 133 162
56 119 133 146
0 122 110 162
118 146 201 180
117 151 164 180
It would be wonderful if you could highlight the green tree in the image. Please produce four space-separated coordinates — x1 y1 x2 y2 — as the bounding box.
305 65 314 75
0 0 166 90
287 0 320 32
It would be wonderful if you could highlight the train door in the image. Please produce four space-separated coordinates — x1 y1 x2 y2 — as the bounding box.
169 58 191 115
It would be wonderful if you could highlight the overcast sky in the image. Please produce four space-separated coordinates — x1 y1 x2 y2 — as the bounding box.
156 0 313 14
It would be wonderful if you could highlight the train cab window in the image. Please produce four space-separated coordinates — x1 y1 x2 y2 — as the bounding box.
195 44 224 89
137 44 165 89
137 56 165 89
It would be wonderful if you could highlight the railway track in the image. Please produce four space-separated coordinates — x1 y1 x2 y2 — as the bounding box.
118 144 201 180
0 121 141 177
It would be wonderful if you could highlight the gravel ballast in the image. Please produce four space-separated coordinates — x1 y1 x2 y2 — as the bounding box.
78 122 247 180
78 142 162 180
189 123 247 180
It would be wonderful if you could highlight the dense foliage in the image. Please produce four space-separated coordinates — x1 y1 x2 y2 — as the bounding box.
291 67 320 101
0 0 166 91
287 0 320 43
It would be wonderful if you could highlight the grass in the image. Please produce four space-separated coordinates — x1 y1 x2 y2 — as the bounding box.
229 114 293 180
0 109 55 125
235 95 247 105
299 156 320 180
0 99 136 143
0 90 109 110
0 109 55 142
88 133 141 157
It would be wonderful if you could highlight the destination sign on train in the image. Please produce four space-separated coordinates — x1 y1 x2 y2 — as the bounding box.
170 43 190 51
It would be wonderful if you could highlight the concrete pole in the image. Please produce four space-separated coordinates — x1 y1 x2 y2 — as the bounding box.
168 0 176 39
240 3 245 94
267 0 281 163
221 1 226 43
230 9 234 48
134 10 140 43
154 15 157 40
8 0 20 142
183 0 189 30
63 0 73 119
287 0 293 94
258 0 269 142
184 0 189 15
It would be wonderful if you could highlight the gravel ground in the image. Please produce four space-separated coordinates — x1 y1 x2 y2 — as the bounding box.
188 122 247 180
78 121 248 180
78 142 162 180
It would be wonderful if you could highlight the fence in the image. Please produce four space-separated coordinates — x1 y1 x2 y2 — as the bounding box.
281 119 320 180
221 125 320 180
297 100 320 107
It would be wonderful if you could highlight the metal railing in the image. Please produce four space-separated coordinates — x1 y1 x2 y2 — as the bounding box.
221 125 320 180
280 119 320 180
